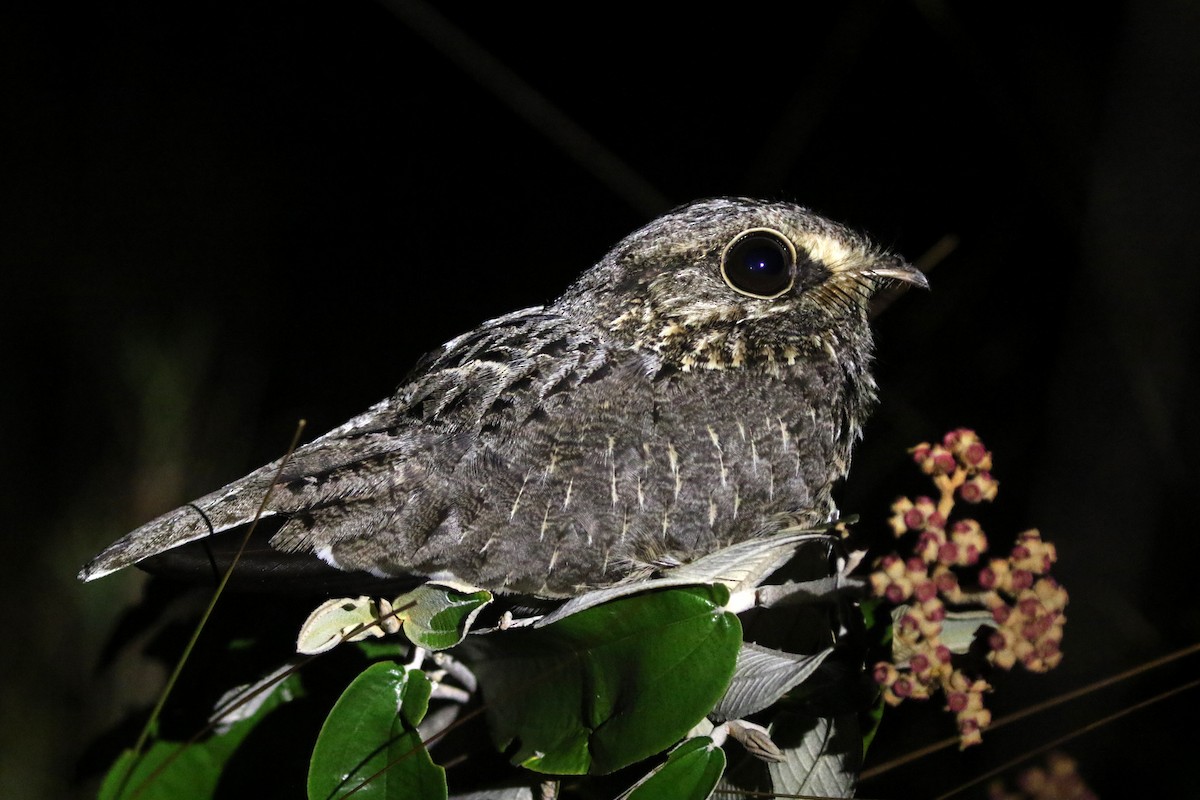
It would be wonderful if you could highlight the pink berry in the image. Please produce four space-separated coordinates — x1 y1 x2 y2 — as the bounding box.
1019 597 1041 617
1026 617 1052 639
935 571 959 593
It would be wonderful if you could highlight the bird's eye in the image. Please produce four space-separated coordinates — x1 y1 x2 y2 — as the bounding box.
720 228 796 299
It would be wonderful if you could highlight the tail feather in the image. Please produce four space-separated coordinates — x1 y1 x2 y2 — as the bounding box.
77 427 435 582
77 465 282 581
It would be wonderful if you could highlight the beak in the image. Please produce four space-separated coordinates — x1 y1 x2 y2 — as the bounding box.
865 260 929 291
864 258 928 320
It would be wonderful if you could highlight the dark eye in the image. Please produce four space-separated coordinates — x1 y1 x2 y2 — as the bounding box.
720 229 796 298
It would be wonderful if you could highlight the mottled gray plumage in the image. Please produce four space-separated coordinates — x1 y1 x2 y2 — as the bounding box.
79 198 925 597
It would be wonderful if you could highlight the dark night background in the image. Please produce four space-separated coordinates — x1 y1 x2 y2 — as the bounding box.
3 1 1199 797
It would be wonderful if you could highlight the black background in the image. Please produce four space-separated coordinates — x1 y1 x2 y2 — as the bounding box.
3 1 1199 797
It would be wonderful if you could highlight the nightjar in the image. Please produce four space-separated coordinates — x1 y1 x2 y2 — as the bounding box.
79 198 926 598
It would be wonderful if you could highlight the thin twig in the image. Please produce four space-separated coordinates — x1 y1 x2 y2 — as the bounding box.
377 0 669 217
860 639 1200 781
118 420 308 799
932 676 1200 800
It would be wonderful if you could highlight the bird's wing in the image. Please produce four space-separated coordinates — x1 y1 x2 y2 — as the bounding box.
77 307 613 583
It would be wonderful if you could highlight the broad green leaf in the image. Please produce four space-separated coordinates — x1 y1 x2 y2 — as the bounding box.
619 737 726 800
98 672 303 800
468 585 741 775
307 662 446 800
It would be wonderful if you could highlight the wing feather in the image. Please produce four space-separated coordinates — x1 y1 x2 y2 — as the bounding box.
78 307 612 583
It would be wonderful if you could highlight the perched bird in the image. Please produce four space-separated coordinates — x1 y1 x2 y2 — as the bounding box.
79 198 926 598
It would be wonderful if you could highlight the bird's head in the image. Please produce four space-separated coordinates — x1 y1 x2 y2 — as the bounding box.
555 197 927 372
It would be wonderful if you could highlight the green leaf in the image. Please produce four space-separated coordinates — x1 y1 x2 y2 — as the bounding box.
398 583 492 651
297 596 384 655
307 662 446 800
859 690 887 759
468 584 742 775
98 672 303 800
354 639 410 662
99 742 233 800
619 737 726 800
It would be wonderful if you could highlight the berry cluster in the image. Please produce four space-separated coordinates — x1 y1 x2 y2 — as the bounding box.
988 752 1096 800
869 429 1068 747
